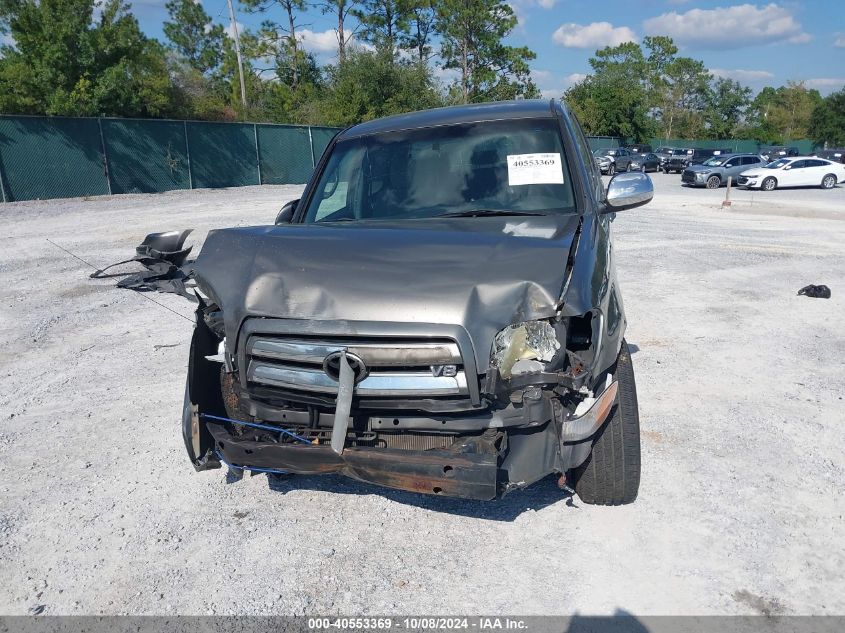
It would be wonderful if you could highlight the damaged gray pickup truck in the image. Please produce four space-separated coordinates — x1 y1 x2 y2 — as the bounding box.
183 99 653 504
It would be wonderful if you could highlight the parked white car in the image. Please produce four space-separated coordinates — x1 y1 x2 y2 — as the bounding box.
738 157 845 191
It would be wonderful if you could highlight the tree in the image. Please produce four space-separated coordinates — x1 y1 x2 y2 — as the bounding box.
163 0 225 75
655 56 711 139
320 49 442 125
746 82 823 141
563 40 655 141
435 0 537 103
564 76 654 141
809 89 845 147
240 0 309 89
0 0 175 116
318 0 359 62
705 77 751 139
401 0 435 63
355 0 408 59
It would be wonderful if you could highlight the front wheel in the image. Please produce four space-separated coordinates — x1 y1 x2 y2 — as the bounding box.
570 340 641 506
608 164 615 176
821 174 837 189
706 175 721 189
762 176 777 191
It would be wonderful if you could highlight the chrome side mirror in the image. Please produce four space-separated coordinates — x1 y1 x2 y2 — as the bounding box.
275 199 299 224
604 172 653 212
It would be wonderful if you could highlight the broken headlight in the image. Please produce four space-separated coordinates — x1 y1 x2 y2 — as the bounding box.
490 320 560 379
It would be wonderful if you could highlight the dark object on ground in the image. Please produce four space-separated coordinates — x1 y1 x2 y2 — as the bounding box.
797 284 831 298
183 99 655 504
91 230 196 300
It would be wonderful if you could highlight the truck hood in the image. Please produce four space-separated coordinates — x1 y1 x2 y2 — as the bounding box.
193 214 581 370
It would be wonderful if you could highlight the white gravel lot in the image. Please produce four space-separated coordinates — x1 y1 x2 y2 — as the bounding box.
0 174 843 616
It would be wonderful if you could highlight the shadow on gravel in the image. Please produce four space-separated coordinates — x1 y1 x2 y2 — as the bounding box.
262 472 575 521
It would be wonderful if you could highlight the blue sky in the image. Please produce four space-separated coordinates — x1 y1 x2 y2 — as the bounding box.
131 0 845 96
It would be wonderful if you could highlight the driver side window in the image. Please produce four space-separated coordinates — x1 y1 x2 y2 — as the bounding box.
312 146 362 220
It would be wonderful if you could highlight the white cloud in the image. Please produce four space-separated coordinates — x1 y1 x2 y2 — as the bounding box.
433 65 461 83
709 68 775 83
298 29 339 54
535 72 588 101
643 3 811 49
804 78 845 89
226 21 246 40
536 0 558 8
553 22 638 49
835 36 845 48
531 69 553 83
297 29 373 57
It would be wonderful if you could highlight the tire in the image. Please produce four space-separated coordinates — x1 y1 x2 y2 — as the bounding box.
662 167 669 174
626 163 632 172
570 340 641 506
761 176 777 191
640 164 646 172
821 174 836 189
706 175 721 189
608 163 615 176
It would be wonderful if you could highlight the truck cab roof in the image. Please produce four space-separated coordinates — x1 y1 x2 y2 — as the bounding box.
338 100 559 139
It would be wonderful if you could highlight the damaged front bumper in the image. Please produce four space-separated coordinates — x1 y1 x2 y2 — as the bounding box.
184 371 620 501
206 419 501 500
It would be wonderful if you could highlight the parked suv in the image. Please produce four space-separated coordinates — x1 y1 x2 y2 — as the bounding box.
626 144 653 154
654 147 678 169
814 149 845 164
182 100 653 504
682 153 766 188
760 146 799 162
664 148 732 173
593 147 636 174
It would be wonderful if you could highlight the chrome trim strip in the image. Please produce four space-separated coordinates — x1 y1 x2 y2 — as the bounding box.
248 361 469 396
248 338 462 366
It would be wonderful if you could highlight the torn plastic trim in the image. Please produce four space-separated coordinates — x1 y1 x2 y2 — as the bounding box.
560 380 618 442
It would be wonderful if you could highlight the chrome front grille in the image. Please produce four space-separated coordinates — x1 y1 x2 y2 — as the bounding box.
245 336 469 398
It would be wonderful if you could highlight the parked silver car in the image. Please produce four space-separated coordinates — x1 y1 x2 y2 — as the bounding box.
681 153 766 188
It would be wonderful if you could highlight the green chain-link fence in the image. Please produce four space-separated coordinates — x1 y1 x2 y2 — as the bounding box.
0 115 342 202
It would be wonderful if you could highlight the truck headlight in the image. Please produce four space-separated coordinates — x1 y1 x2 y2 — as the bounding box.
490 321 560 379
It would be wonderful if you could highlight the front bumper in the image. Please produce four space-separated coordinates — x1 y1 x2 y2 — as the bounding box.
207 420 501 500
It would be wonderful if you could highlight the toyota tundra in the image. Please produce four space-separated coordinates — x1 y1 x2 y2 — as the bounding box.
182 99 653 504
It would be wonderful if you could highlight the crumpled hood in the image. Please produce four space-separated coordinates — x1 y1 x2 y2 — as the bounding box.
194 214 581 370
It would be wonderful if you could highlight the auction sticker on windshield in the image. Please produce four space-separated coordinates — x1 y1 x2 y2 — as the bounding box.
506 153 564 186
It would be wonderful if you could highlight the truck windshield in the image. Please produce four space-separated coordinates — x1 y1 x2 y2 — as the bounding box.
302 118 576 223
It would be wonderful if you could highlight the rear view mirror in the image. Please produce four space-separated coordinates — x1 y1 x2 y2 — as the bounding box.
275 199 299 224
604 172 654 213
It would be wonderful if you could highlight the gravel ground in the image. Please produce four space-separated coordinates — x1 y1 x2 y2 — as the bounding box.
0 174 843 616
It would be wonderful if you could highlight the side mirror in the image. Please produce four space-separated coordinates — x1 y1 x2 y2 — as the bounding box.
604 172 653 213
275 199 299 225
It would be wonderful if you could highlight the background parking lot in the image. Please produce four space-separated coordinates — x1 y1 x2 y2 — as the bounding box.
0 173 843 615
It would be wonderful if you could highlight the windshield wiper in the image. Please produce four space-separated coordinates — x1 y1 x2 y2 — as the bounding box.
435 209 546 218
